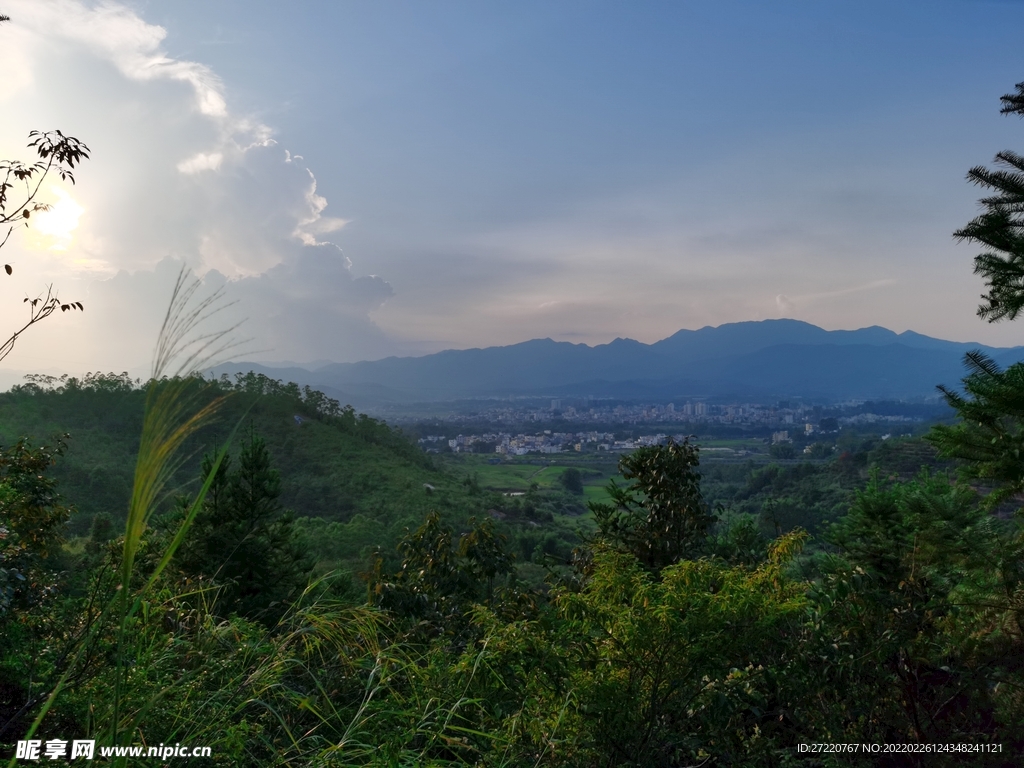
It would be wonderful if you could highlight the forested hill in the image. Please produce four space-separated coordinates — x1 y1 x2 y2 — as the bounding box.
0 372 460 537
213 318 1024 404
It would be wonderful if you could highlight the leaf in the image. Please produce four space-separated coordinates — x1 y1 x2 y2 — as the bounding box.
21 209 29 219
4 264 10 275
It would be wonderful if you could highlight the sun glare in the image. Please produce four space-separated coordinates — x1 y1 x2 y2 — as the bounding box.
31 187 84 250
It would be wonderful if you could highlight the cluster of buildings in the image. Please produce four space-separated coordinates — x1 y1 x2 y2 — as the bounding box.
411 398 929 457
411 398 929 431
418 400 823 427
839 412 919 426
418 431 686 455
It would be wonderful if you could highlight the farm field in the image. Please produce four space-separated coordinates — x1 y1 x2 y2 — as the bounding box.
692 436 774 458
442 436 774 494
443 453 620 505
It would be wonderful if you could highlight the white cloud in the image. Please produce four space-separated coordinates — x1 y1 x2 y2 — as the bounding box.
177 152 223 174
0 0 394 369
293 170 350 245
6 0 227 117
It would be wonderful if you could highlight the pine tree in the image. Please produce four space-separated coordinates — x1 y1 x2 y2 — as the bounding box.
928 351 1024 505
178 425 311 623
955 82 1024 321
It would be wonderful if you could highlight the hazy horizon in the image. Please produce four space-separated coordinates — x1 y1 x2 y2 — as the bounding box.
4 1 1024 376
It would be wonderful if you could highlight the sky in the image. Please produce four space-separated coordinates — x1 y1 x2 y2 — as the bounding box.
2 0 1024 380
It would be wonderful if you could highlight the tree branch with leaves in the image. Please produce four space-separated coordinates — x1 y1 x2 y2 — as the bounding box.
0 130 88 363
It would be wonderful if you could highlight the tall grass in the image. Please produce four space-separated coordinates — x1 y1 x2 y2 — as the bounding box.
6 269 238 767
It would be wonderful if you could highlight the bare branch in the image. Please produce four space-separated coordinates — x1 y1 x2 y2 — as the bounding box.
0 285 84 364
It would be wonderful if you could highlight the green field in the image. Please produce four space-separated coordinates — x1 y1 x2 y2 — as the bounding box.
692 436 773 458
443 438 773 500
443 454 623 511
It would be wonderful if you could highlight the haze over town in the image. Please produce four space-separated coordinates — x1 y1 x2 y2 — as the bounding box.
3 0 1024 384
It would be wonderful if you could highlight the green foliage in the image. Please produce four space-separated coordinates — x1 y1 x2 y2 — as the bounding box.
721 460 855 537
0 438 73 618
799 473 1014 754
805 441 833 460
174 426 312 624
366 512 521 642
590 439 716 572
5 412 1024 765
928 352 1024 506
453 533 810 767
0 371 450 535
708 513 770 566
866 436 948 479
559 467 584 495
768 443 796 460
87 512 113 544
7 378 1018 766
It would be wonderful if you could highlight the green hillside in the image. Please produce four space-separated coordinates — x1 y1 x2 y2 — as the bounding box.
0 372 591 575
0 372 451 528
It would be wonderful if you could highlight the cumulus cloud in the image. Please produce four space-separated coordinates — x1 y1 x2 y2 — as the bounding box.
6 0 227 117
177 152 224 174
0 0 394 369
293 170 349 245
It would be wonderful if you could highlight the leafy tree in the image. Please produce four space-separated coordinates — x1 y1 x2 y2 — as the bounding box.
800 473 1012 753
462 533 809 767
176 426 311 623
84 512 114 558
559 466 584 495
806 441 833 459
0 438 73 618
87 512 113 542
818 417 839 432
723 461 853 537
919 81 1024 500
768 442 796 460
707 513 770 566
589 439 715 572
366 511 519 641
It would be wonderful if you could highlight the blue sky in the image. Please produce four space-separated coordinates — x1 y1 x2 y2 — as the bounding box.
2 0 1024 375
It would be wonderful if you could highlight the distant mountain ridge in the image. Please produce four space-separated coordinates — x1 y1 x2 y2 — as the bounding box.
211 319 1024 405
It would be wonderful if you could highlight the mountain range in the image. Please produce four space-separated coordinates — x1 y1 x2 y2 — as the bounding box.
211 319 1024 406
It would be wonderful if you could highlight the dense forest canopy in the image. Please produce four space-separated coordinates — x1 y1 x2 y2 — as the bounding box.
0 361 1019 766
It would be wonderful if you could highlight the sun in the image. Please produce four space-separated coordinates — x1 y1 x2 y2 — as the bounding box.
30 187 84 250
